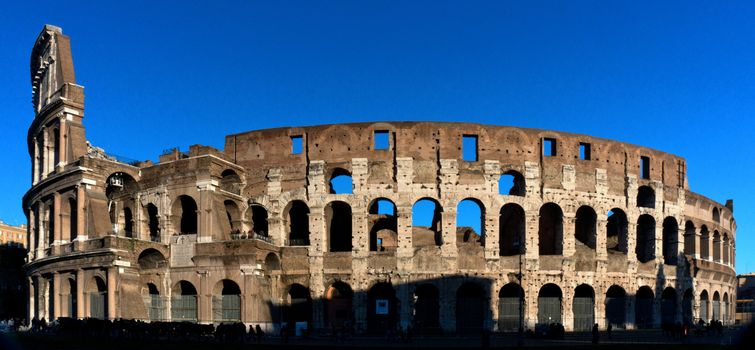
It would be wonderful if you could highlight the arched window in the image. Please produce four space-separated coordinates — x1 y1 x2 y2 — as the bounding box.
662 217 679 265
329 168 353 194
265 252 281 272
713 231 721 262
368 198 397 251
684 221 696 256
247 204 269 236
456 198 484 247
326 201 352 252
220 169 242 195
499 171 525 196
499 203 525 256
636 214 656 263
138 249 167 269
88 276 107 319
606 209 628 254
412 198 443 247
700 225 710 260
498 283 525 331
538 284 562 324
146 204 160 242
286 200 310 246
637 186 655 208
223 200 241 235
213 280 241 322
538 203 563 255
172 281 198 322
146 283 163 321
286 284 312 325
573 284 595 331
605 285 626 328
723 233 730 265
575 206 597 250
661 287 677 326
712 207 720 223
172 195 198 235
635 286 655 329
712 291 721 321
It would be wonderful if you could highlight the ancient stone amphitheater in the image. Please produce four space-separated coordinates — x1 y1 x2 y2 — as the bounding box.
23 25 736 334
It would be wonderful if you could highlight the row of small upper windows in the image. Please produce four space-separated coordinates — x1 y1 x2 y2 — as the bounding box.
290 133 653 180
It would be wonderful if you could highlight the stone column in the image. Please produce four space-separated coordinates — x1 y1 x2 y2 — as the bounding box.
595 289 606 329
198 271 210 323
562 215 576 257
52 272 61 320
352 212 369 257
562 287 573 331
396 205 413 270
397 279 411 329
28 277 35 321
107 267 117 320
76 185 87 240
53 192 62 246
484 206 499 261
57 117 67 170
654 221 663 264
41 127 48 179
525 211 539 261
33 136 39 184
76 269 85 319
196 180 216 243
28 208 36 260
440 209 458 270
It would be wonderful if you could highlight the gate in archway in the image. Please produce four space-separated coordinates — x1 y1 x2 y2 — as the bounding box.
573 297 594 331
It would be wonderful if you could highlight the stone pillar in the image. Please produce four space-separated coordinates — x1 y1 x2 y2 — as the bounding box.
33 136 39 184
596 218 608 260
76 185 87 240
562 286 573 331
440 209 458 270
562 214 576 257
28 208 36 260
397 279 411 329
396 205 413 270
484 205 499 261
654 221 663 264
53 192 62 246
76 269 85 319
198 271 210 323
107 267 117 320
41 127 48 179
439 281 455 332
28 277 35 321
626 294 636 330
525 212 539 261
196 180 216 243
595 289 606 329
52 272 61 320
352 212 369 257
626 221 638 272
57 117 67 170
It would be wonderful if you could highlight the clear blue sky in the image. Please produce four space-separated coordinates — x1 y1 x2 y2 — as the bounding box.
1 1 753 272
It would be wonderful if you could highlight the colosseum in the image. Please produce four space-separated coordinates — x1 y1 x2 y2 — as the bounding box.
23 25 737 334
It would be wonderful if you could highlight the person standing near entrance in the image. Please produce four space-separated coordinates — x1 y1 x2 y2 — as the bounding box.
592 323 599 344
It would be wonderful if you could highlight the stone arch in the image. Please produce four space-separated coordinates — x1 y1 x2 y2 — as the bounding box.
87 275 107 319
637 185 655 208
712 207 720 223
538 203 563 255
700 225 710 260
171 280 198 322
138 248 167 270
573 284 595 331
62 277 77 318
145 203 160 242
285 283 312 325
223 200 242 235
213 279 242 322
325 281 353 328
605 285 626 328
325 201 352 252
367 282 398 334
699 290 709 323
456 198 485 247
265 252 281 272
661 287 677 326
106 172 138 234
145 282 163 321
636 214 656 263
682 288 694 324
538 283 562 324
413 283 440 332
712 291 721 321
499 170 526 196
635 286 654 329
713 230 721 262
499 203 525 256
246 203 269 237
171 195 198 235
498 283 525 332
606 208 628 254
723 292 730 323
684 221 696 256
456 282 486 333
723 233 730 265
662 217 679 265
219 169 242 195
368 198 397 252
329 167 353 194
284 200 310 246
412 198 443 247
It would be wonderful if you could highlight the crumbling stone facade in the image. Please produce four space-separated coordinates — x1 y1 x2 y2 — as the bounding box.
23 25 737 333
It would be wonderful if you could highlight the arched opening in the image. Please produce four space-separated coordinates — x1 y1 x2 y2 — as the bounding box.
106 172 138 234
662 217 679 265
538 284 562 324
723 293 730 324
713 231 721 262
636 214 656 263
325 201 352 252
413 284 440 333
63 278 77 318
683 289 694 325
368 198 397 252
499 203 525 256
635 286 654 329
123 207 133 237
684 221 696 256
248 204 269 237
661 287 677 327
637 186 655 208
223 200 241 235
213 280 241 322
265 252 281 272
367 282 398 334
88 276 107 319
573 284 595 331
700 226 710 260
146 283 163 321
538 203 563 255
606 208 628 254
699 290 709 323
605 285 626 329
575 206 597 250
62 197 77 242
285 200 310 246
138 249 167 270
286 284 312 327
712 207 720 223
723 233 730 265
456 282 486 333
325 281 353 328
712 291 721 321
498 283 525 332
456 198 484 247
329 168 353 194
172 281 198 322
412 198 443 247
146 204 160 242
220 169 242 195
172 195 198 235
499 171 526 196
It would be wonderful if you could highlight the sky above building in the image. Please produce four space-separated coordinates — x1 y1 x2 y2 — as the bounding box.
1 1 753 272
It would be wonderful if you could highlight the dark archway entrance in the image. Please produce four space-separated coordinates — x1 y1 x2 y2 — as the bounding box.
286 284 312 329
605 285 626 328
573 284 595 331
498 283 524 332
635 286 655 329
325 282 353 329
538 284 562 324
661 287 677 326
413 284 440 334
456 282 486 333
367 282 398 334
